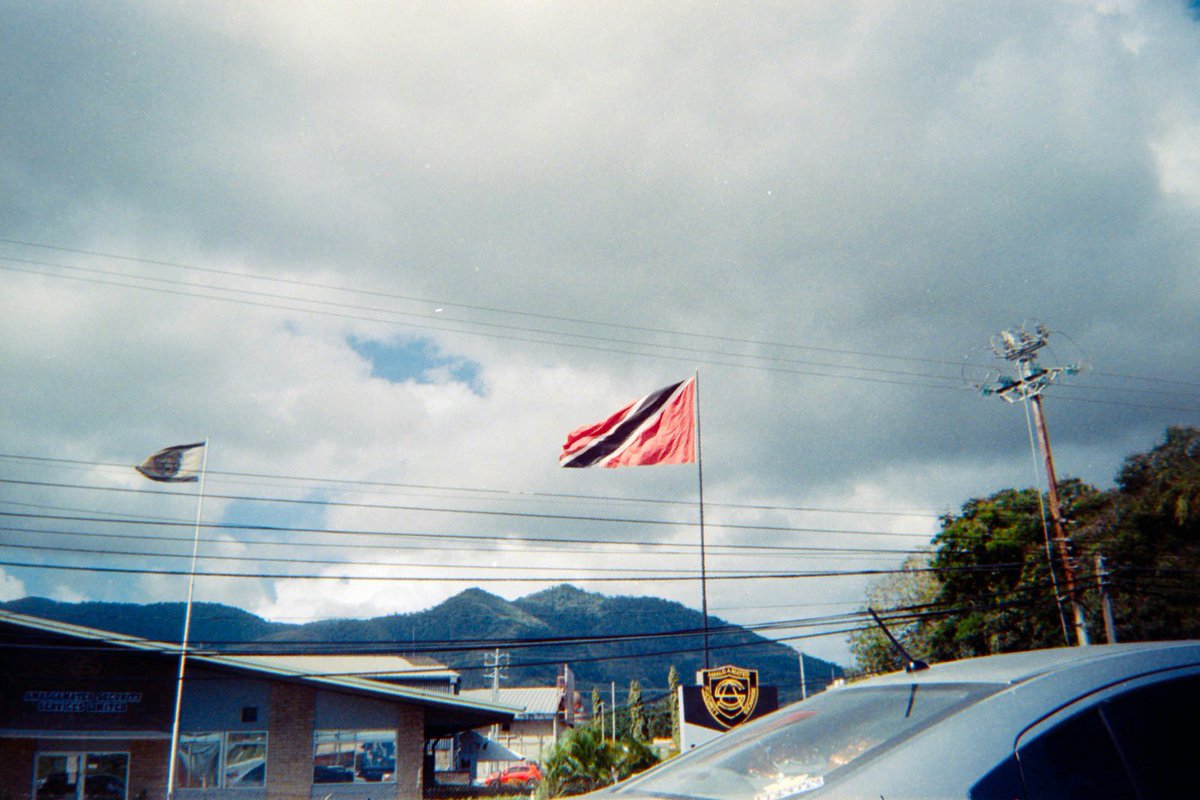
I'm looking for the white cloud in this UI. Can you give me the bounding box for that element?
[0,570,26,602]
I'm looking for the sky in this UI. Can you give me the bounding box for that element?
[2,0,1199,667]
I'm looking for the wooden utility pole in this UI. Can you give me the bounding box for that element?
[1026,387,1089,646]
[980,323,1090,647]
[1095,553,1118,644]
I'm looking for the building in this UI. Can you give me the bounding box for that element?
[0,609,516,800]
[231,654,463,694]
[461,679,580,772]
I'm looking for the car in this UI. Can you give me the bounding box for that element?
[485,761,543,791]
[601,641,1200,799]
[35,773,125,800]
[312,763,356,783]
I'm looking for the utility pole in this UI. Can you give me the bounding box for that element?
[484,649,508,744]
[1095,553,1118,644]
[484,649,509,702]
[978,323,1089,646]
[611,682,617,742]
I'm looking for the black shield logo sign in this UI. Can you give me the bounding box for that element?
[701,665,759,729]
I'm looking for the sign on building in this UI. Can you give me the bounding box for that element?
[679,665,778,750]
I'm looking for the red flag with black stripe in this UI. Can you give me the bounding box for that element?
[560,377,696,468]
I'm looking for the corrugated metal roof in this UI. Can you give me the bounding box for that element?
[461,687,562,717]
[229,653,460,681]
[0,609,517,732]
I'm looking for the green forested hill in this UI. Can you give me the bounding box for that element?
[2,584,841,703]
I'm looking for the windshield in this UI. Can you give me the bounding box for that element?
[617,683,999,800]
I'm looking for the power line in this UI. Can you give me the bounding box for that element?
[0,522,923,561]
[0,539,904,575]
[0,238,977,370]
[0,479,939,540]
[4,240,1197,410]
[0,557,1025,584]
[0,452,947,518]
[0,258,970,391]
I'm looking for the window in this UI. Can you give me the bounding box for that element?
[177,731,267,788]
[1017,708,1135,800]
[1093,673,1200,799]
[34,752,128,800]
[313,730,397,783]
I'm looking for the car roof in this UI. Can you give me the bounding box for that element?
[820,642,1200,798]
[855,640,1200,688]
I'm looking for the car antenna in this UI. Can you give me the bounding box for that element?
[868,607,929,672]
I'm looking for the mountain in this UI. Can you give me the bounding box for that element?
[0,595,288,643]
[1,585,842,703]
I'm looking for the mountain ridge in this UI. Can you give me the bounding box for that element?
[1,585,842,703]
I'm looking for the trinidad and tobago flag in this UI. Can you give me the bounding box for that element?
[559,377,696,468]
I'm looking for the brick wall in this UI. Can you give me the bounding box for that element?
[128,739,168,800]
[395,704,426,800]
[0,738,36,800]
[267,682,315,800]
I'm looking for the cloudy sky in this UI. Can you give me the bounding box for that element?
[2,0,1199,665]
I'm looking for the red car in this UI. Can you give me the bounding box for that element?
[484,762,543,790]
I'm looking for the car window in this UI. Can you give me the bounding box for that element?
[616,683,999,800]
[1017,670,1200,800]
[1098,673,1200,799]
[1017,708,1136,800]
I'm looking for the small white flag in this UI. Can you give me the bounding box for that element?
[136,442,205,482]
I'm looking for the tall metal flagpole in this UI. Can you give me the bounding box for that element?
[694,371,710,669]
[166,438,208,800]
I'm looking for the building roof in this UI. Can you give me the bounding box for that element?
[227,653,460,683]
[461,687,563,718]
[0,609,515,738]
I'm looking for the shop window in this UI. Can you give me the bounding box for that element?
[34,752,128,800]
[178,731,267,788]
[313,729,397,783]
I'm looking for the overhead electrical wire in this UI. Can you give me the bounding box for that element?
[0,238,982,368]
[2,238,1196,411]
[0,522,923,561]
[0,257,969,391]
[0,452,947,519]
[0,478,939,540]
[0,555,1027,584]
[0,506,932,555]
[0,538,907,575]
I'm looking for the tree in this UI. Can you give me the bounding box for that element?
[849,553,940,673]
[1099,426,1200,642]
[925,480,1109,660]
[667,665,680,749]
[536,725,659,798]
[537,725,613,798]
[850,427,1200,673]
[628,679,646,742]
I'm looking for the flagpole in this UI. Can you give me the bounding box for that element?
[694,371,710,669]
[166,438,208,800]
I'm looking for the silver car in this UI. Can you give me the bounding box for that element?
[608,641,1200,799]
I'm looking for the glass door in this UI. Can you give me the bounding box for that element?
[34,753,128,800]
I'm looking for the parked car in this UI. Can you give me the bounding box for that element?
[601,641,1200,799]
[35,773,125,800]
[485,761,543,791]
[312,763,356,783]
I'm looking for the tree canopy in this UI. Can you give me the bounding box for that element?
[852,427,1200,672]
